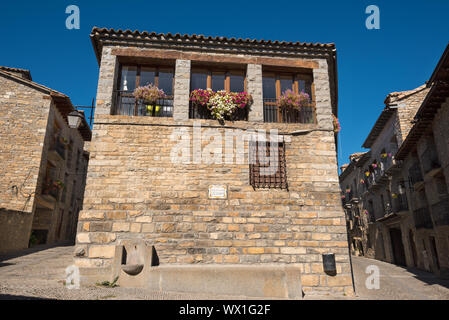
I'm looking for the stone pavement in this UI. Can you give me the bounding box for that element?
[351,255,449,300]
[1,245,449,300]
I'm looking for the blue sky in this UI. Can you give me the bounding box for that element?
[1,1,448,168]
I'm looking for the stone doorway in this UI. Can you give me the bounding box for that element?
[389,228,406,266]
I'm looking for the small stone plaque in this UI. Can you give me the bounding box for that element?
[208,185,227,199]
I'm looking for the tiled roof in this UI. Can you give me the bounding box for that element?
[349,152,367,162]
[0,68,66,97]
[384,84,427,105]
[362,85,427,149]
[90,27,337,66]
[0,69,91,141]
[90,27,336,49]
[339,151,369,181]
[396,43,449,160]
[0,66,32,81]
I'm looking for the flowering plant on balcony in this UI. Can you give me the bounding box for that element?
[232,92,253,109]
[133,84,166,105]
[360,179,365,184]
[207,90,237,121]
[365,171,370,177]
[277,89,310,110]
[190,88,215,107]
[332,115,341,134]
[53,180,65,189]
[190,89,253,121]
[363,210,369,215]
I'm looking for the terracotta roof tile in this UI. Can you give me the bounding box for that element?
[90,27,336,49]
[0,66,32,81]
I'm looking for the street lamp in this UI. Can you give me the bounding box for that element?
[68,110,84,129]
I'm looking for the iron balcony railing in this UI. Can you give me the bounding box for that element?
[41,180,60,200]
[409,162,424,186]
[188,101,249,121]
[113,91,174,117]
[50,137,66,160]
[413,206,433,229]
[431,197,449,227]
[263,98,315,123]
[393,194,409,213]
[421,146,441,174]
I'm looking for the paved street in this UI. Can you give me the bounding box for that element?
[1,245,449,300]
[352,255,449,300]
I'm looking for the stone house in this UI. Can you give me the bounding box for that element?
[74,27,353,298]
[339,44,449,278]
[0,66,91,254]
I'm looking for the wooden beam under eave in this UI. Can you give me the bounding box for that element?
[111,47,319,69]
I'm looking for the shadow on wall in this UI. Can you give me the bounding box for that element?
[0,208,34,255]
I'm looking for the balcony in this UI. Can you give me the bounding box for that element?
[263,99,315,123]
[189,101,248,121]
[48,138,66,162]
[113,91,174,117]
[409,162,424,189]
[36,179,61,209]
[421,146,441,176]
[393,194,409,213]
[413,207,433,229]
[431,198,449,227]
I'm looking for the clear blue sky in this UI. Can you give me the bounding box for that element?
[1,0,448,168]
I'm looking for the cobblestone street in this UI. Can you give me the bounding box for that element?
[1,245,449,300]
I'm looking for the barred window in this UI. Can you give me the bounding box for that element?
[249,141,288,189]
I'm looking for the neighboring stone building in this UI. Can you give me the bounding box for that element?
[74,27,353,298]
[340,44,449,278]
[0,66,91,254]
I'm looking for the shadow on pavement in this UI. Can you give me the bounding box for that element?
[0,242,73,263]
[405,267,449,290]
[0,294,48,300]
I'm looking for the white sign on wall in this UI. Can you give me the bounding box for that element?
[208,185,227,199]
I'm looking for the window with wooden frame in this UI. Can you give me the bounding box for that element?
[249,140,288,190]
[189,68,247,120]
[262,71,315,123]
[114,64,174,117]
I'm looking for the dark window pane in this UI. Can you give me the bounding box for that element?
[230,74,244,92]
[212,73,225,91]
[191,72,208,90]
[263,76,276,99]
[140,67,156,87]
[120,66,137,91]
[279,76,293,95]
[298,79,312,95]
[159,71,173,96]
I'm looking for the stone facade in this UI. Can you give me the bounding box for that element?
[340,46,449,278]
[75,28,353,297]
[0,68,91,253]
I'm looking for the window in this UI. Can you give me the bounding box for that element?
[263,71,314,123]
[190,68,246,93]
[114,64,174,116]
[249,141,288,189]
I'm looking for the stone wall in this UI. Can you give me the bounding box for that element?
[77,43,353,296]
[0,71,90,253]
[0,74,51,253]
[76,116,352,295]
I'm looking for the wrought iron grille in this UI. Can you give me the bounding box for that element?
[263,98,315,123]
[249,141,288,190]
[113,91,173,117]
